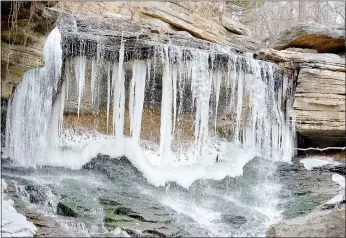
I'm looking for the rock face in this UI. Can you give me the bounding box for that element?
[294,68,345,138]
[1,1,58,99]
[256,47,345,148]
[267,206,345,237]
[140,2,258,51]
[56,1,258,52]
[264,23,345,54]
[221,15,251,36]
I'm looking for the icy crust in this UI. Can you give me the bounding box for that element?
[300,157,341,170]
[37,129,256,189]
[325,173,345,205]
[1,179,37,237]
[299,157,345,205]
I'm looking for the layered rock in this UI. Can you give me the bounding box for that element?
[55,1,257,52]
[257,25,345,148]
[140,2,258,51]
[1,1,58,99]
[264,23,345,54]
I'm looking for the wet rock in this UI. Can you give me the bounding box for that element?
[100,194,179,236]
[99,197,122,206]
[316,164,346,176]
[25,185,56,208]
[23,209,68,237]
[57,202,78,217]
[276,161,341,219]
[221,214,247,225]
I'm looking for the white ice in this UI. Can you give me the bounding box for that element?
[1,179,37,237]
[300,157,341,170]
[325,173,345,205]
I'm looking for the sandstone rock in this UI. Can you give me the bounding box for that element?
[256,48,345,147]
[140,2,259,51]
[256,48,345,72]
[221,15,251,36]
[264,22,345,53]
[267,206,345,237]
[1,2,58,99]
[293,68,345,145]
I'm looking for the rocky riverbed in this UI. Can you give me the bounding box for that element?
[2,155,345,237]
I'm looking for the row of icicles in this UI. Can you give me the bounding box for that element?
[5,28,295,167]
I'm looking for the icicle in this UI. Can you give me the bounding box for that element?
[74,56,86,117]
[129,60,147,142]
[159,45,173,159]
[234,61,244,142]
[172,64,178,134]
[59,80,66,133]
[213,69,222,133]
[113,37,125,138]
[90,58,97,105]
[111,62,118,135]
[106,62,111,133]
[190,51,211,157]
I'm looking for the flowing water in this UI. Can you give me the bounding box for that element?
[3,27,296,236]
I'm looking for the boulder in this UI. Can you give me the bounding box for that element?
[57,202,78,217]
[221,15,251,36]
[267,206,345,237]
[264,23,345,54]
[1,1,58,99]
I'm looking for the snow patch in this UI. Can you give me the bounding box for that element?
[1,179,37,237]
[332,173,345,188]
[325,173,345,205]
[300,157,341,170]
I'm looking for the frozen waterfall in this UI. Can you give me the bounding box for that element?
[4,27,295,187]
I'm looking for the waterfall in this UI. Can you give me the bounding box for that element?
[4,27,295,185]
[5,27,62,167]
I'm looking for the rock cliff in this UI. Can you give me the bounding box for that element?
[264,22,345,54]
[256,23,345,148]
[1,2,344,148]
[1,1,58,99]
